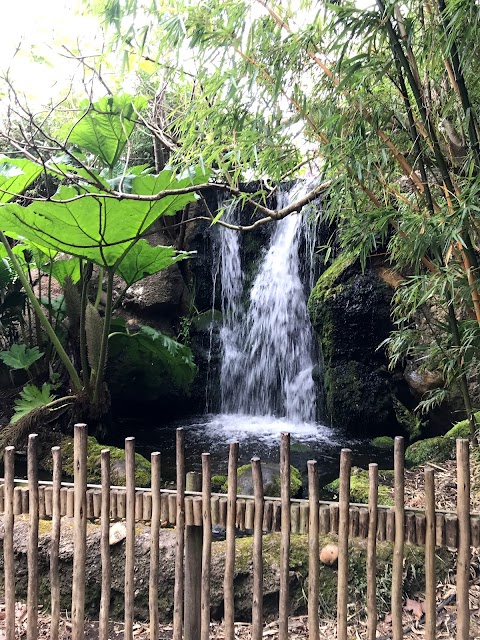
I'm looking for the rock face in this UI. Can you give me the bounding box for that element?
[308,255,415,435]
[0,520,451,623]
[237,462,303,498]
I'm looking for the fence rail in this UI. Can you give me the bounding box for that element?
[0,426,475,640]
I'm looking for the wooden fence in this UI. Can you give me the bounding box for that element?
[0,424,475,640]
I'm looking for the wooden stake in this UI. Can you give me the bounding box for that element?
[392,437,405,640]
[251,457,264,640]
[173,428,186,640]
[337,448,351,640]
[456,439,470,640]
[125,437,136,640]
[279,432,291,640]
[27,434,39,640]
[99,450,111,640]
[72,423,87,640]
[307,460,319,640]
[424,467,436,640]
[150,452,161,640]
[201,453,212,640]
[4,446,15,640]
[367,464,378,640]
[224,441,239,640]
[50,447,62,640]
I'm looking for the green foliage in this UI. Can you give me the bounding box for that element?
[109,324,197,389]
[0,344,43,370]
[62,94,148,169]
[0,168,206,269]
[371,436,394,449]
[0,157,42,204]
[11,383,55,424]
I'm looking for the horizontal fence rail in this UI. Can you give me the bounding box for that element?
[0,481,478,549]
[0,425,475,640]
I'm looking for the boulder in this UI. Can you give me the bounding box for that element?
[237,462,302,498]
[404,366,443,397]
[124,263,187,316]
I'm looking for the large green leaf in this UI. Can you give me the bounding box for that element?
[63,94,148,169]
[109,324,197,389]
[42,258,82,286]
[0,344,44,370]
[117,240,192,287]
[0,157,43,204]
[0,168,207,268]
[11,383,55,424]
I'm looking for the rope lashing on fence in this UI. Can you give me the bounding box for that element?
[0,425,474,640]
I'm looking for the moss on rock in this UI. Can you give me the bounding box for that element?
[326,467,394,506]
[236,463,302,498]
[56,436,151,486]
[211,475,227,493]
[405,436,455,467]
[371,436,395,449]
[444,413,480,439]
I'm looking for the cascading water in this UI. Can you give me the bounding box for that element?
[219,182,317,424]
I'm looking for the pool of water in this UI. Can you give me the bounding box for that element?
[113,413,394,495]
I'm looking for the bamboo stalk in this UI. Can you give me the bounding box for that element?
[150,452,161,640]
[125,437,136,640]
[4,446,15,640]
[99,450,111,640]
[367,464,379,640]
[337,448,351,640]
[72,424,87,640]
[50,446,62,640]
[424,467,436,640]
[201,453,212,640]
[307,460,319,640]
[392,437,405,640]
[173,428,186,640]
[456,439,470,640]
[27,434,39,640]
[279,432,291,640]
[251,457,264,640]
[224,441,239,640]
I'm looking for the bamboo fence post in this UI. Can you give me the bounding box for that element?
[4,446,15,640]
[99,450,111,640]
[456,439,470,640]
[251,457,264,640]
[279,432,291,640]
[392,436,405,640]
[173,428,186,640]
[201,453,212,640]
[224,441,239,640]
[367,463,378,640]
[50,446,62,640]
[27,434,39,640]
[337,448,351,640]
[150,452,161,640]
[184,472,202,640]
[72,423,87,640]
[307,460,320,640]
[125,437,136,640]
[424,467,436,640]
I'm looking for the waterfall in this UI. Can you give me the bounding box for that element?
[218,182,318,424]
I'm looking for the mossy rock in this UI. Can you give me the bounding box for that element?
[225,532,453,619]
[55,436,151,487]
[405,436,455,468]
[444,412,480,439]
[326,467,394,506]
[236,462,302,498]
[371,436,394,449]
[211,475,227,493]
[308,251,357,312]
